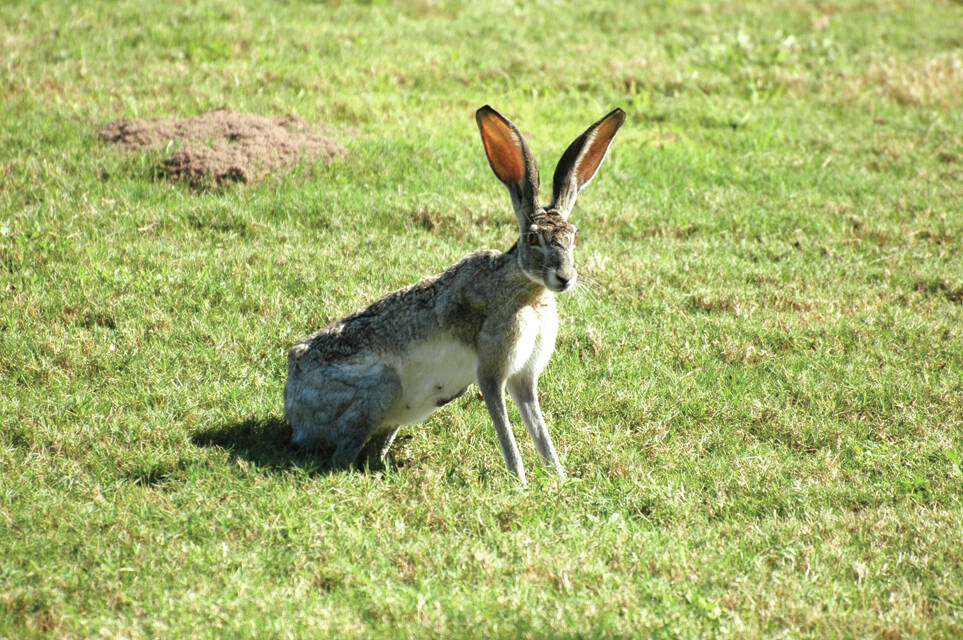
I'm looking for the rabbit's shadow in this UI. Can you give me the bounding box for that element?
[192,416,322,474]
[192,416,407,476]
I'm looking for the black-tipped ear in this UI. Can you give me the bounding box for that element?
[550,108,626,218]
[476,105,540,224]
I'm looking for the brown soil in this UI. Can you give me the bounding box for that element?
[99,107,346,186]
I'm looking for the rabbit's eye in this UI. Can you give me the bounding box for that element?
[527,232,540,246]
[573,232,578,246]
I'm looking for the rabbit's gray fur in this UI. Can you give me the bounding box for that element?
[284,105,625,483]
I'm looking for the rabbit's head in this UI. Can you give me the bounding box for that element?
[476,106,625,293]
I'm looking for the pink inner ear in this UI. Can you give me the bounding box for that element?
[480,117,524,184]
[576,115,622,187]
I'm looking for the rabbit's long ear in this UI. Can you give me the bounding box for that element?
[476,106,540,227]
[550,108,626,219]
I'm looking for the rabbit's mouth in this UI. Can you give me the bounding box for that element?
[545,267,577,293]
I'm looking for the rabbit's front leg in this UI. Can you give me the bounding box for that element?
[478,374,527,485]
[508,374,564,478]
[357,424,401,471]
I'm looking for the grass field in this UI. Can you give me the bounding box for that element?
[2,0,962,637]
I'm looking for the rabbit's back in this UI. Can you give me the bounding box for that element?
[288,249,513,362]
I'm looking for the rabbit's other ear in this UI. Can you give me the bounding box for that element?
[476,105,540,227]
[550,108,626,219]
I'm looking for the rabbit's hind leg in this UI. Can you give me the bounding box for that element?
[323,367,402,470]
[286,362,401,466]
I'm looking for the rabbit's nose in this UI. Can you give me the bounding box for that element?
[552,270,577,291]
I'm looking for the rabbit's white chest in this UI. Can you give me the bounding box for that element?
[507,304,557,378]
[384,336,477,425]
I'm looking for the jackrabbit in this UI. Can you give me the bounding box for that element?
[284,105,625,483]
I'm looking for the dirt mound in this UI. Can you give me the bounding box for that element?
[99,108,346,186]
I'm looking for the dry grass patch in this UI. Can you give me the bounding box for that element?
[720,341,772,365]
[693,293,756,317]
[841,54,963,109]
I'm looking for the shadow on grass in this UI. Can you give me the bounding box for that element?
[191,416,334,475]
[192,416,408,476]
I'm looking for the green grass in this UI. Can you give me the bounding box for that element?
[2,0,962,637]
